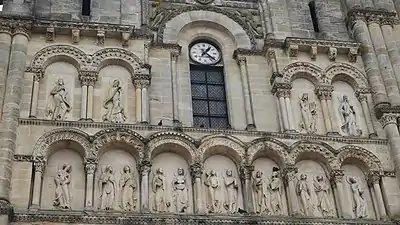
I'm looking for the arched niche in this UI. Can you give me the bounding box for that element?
[341,163,376,219]
[202,150,244,214]
[94,142,140,211]
[291,77,325,134]
[94,65,136,123]
[294,152,337,218]
[40,140,85,210]
[36,61,79,121]
[332,80,366,137]
[252,155,288,216]
[150,151,193,214]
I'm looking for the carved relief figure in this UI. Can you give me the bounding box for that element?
[269,168,283,215]
[296,174,314,216]
[252,170,270,214]
[338,95,362,136]
[152,168,170,212]
[223,169,238,213]
[204,170,220,213]
[53,163,72,209]
[313,175,333,217]
[347,177,367,218]
[45,79,71,120]
[299,93,317,134]
[150,4,174,29]
[98,165,116,210]
[172,168,189,213]
[119,166,137,211]
[102,79,127,123]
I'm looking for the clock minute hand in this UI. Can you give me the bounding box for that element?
[201,46,211,56]
[205,52,216,61]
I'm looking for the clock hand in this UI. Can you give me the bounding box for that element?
[205,52,216,61]
[201,46,211,56]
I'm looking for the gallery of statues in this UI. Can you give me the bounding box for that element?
[1,0,400,225]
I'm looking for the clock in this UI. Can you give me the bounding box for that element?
[189,42,221,65]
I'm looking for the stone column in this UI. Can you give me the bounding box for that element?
[316,87,333,134]
[170,49,181,125]
[0,26,12,119]
[87,84,94,120]
[84,160,96,210]
[134,80,142,122]
[381,22,400,90]
[80,81,88,120]
[190,162,203,213]
[240,164,254,213]
[29,72,43,118]
[350,17,388,106]
[79,71,97,120]
[276,89,289,132]
[236,55,256,130]
[357,92,376,137]
[284,166,300,216]
[140,160,151,212]
[134,77,150,123]
[31,158,45,209]
[380,114,400,186]
[0,26,30,202]
[367,17,400,105]
[368,172,387,219]
[330,170,350,218]
[284,91,296,132]
[141,81,150,123]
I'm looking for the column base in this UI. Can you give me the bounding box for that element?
[84,206,94,211]
[245,124,256,131]
[140,121,149,125]
[173,120,182,127]
[284,129,297,133]
[369,133,378,138]
[29,204,40,210]
[29,115,37,118]
[327,131,340,136]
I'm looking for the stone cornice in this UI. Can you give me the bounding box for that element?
[18,118,388,145]
[284,37,360,62]
[150,42,182,52]
[375,106,400,119]
[347,8,399,26]
[11,210,396,224]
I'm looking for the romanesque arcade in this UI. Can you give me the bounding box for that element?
[28,127,386,220]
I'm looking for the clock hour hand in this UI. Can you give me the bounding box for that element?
[201,46,211,56]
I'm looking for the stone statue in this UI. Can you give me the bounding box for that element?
[172,168,189,213]
[299,93,317,134]
[45,78,71,120]
[338,95,362,136]
[150,4,173,29]
[313,175,333,217]
[204,170,220,213]
[102,79,127,123]
[223,169,238,213]
[98,165,116,210]
[347,176,367,218]
[53,163,72,209]
[152,168,170,212]
[252,170,270,214]
[296,174,314,216]
[119,166,137,211]
[269,168,283,215]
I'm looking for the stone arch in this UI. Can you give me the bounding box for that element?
[281,62,324,85]
[337,145,382,173]
[146,131,197,164]
[91,48,144,75]
[325,63,369,89]
[92,128,145,161]
[30,45,88,73]
[198,134,246,165]
[32,128,91,159]
[289,140,339,172]
[160,6,254,49]
[247,137,289,167]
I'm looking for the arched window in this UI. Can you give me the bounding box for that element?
[189,40,229,129]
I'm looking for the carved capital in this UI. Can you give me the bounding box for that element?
[12,22,31,39]
[139,160,152,176]
[97,30,105,45]
[236,55,247,66]
[0,24,12,35]
[348,47,358,63]
[46,26,55,42]
[239,164,254,180]
[310,45,317,60]
[121,32,131,47]
[189,162,203,180]
[315,85,333,100]
[71,29,80,44]
[283,166,298,185]
[380,113,398,128]
[356,93,367,102]
[85,163,97,175]
[367,171,381,186]
[330,169,345,185]
[328,47,337,61]
[79,71,98,86]
[170,49,180,61]
[276,88,291,98]
[33,160,45,174]
[288,44,298,57]
[266,49,275,59]
[33,71,44,82]
[133,79,150,89]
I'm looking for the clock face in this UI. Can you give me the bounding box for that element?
[189,42,221,65]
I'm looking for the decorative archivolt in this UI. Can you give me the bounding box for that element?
[288,140,340,171]
[280,61,368,90]
[246,137,289,167]
[32,128,91,159]
[198,134,246,164]
[146,131,197,163]
[92,128,145,160]
[29,45,145,78]
[337,145,383,173]
[160,6,255,49]
[325,63,369,89]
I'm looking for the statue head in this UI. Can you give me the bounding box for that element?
[256,170,262,178]
[157,168,164,174]
[272,171,279,178]
[106,165,113,173]
[112,79,120,87]
[226,169,233,177]
[349,176,357,184]
[124,165,131,173]
[56,79,64,86]
[210,170,216,176]
[343,95,349,102]
[301,93,309,101]
[177,168,184,175]
[300,173,307,180]
[316,175,323,182]
[62,163,72,173]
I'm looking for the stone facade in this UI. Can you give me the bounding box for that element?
[1,0,400,224]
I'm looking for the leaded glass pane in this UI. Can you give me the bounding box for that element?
[190,70,206,82]
[193,116,210,128]
[207,85,226,99]
[192,100,209,115]
[191,84,208,98]
[210,117,228,128]
[207,71,224,84]
[209,101,227,116]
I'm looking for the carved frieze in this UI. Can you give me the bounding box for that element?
[347,8,398,27]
